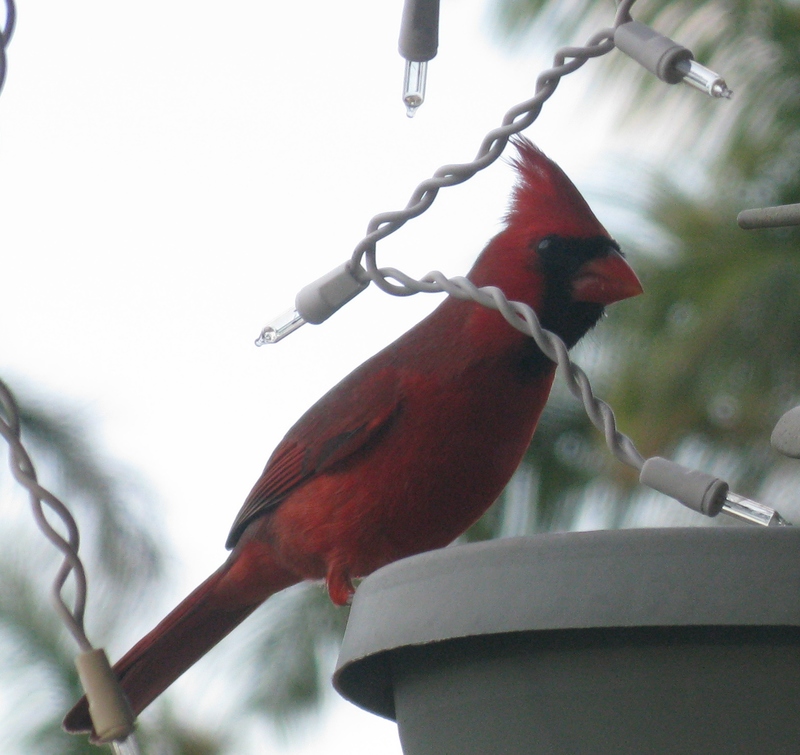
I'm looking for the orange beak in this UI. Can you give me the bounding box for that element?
[571,249,643,305]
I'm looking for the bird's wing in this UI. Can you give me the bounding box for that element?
[225,365,403,548]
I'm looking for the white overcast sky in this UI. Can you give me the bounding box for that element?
[0,0,636,752]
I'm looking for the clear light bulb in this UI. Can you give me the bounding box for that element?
[674,58,733,99]
[403,60,427,117]
[254,262,369,347]
[111,735,143,755]
[255,309,306,346]
[722,492,791,527]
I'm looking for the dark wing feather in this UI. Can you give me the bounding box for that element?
[225,365,403,548]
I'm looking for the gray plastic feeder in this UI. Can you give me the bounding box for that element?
[334,528,800,754]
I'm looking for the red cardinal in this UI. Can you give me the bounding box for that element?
[64,137,641,736]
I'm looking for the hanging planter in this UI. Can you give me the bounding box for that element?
[334,528,800,754]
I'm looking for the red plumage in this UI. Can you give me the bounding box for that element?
[64,138,642,738]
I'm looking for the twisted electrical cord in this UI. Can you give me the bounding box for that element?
[0,378,92,651]
[0,4,140,744]
[0,0,15,96]
[350,0,635,294]
[338,0,785,525]
[379,265,646,471]
[346,0,644,472]
[0,382,141,744]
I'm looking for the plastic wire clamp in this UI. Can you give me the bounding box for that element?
[75,649,135,744]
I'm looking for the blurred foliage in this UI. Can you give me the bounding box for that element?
[242,584,349,729]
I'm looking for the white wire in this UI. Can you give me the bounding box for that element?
[350,0,635,290]
[0,379,93,652]
[0,0,14,96]
[346,0,644,473]
[380,268,646,471]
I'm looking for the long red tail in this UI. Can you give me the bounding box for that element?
[63,543,299,738]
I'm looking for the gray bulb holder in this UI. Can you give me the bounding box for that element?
[614,21,692,84]
[294,262,368,325]
[398,0,440,62]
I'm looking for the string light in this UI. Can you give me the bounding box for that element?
[255,4,793,528]
[614,20,733,98]
[0,379,138,745]
[257,0,635,344]
[398,0,439,117]
[0,3,140,745]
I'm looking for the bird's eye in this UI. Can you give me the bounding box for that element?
[537,237,552,252]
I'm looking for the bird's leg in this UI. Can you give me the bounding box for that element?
[326,564,355,606]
